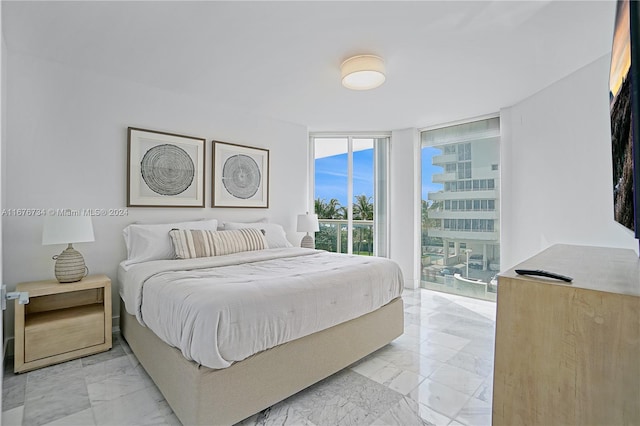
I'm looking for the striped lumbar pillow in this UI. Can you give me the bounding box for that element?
[169,228,267,259]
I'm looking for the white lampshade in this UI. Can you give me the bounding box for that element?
[42,215,94,246]
[341,55,386,90]
[297,213,319,233]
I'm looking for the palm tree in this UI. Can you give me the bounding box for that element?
[421,200,430,237]
[315,197,344,219]
[326,198,345,219]
[421,199,443,250]
[353,194,373,220]
[314,198,327,219]
[314,198,346,252]
[353,194,373,254]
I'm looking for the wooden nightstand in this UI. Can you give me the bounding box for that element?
[14,274,112,373]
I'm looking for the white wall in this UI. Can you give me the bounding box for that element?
[2,51,309,340]
[501,54,639,269]
[5,30,636,344]
[389,128,420,288]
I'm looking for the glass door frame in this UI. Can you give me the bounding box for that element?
[309,132,390,256]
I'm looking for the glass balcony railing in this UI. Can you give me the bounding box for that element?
[317,220,498,301]
[420,246,498,301]
[315,219,374,255]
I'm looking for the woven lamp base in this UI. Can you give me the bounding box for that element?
[53,243,88,283]
[300,234,315,249]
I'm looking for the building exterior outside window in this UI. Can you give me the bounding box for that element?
[421,117,500,301]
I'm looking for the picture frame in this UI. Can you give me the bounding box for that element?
[212,141,269,208]
[127,127,206,208]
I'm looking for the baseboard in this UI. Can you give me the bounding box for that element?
[403,278,419,289]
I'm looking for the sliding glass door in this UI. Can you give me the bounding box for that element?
[420,117,500,300]
[311,134,389,257]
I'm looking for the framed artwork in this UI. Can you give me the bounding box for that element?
[212,141,269,208]
[127,127,206,207]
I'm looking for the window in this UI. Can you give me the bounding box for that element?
[458,143,471,161]
[442,199,496,211]
[457,162,471,179]
[420,116,500,301]
[311,135,389,257]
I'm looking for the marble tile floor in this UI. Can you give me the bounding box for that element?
[2,288,496,426]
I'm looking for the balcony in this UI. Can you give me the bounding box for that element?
[421,247,498,301]
[316,219,374,255]
[432,172,457,183]
[432,153,457,164]
[428,210,499,220]
[421,273,497,302]
[428,229,499,241]
[428,189,497,201]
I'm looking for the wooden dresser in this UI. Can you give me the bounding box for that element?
[492,244,640,426]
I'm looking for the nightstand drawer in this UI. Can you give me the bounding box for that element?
[24,303,105,362]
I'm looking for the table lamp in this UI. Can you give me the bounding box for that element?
[42,214,95,283]
[297,212,319,249]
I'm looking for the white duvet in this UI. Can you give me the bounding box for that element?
[119,248,404,369]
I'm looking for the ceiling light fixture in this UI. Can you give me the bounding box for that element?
[341,55,386,90]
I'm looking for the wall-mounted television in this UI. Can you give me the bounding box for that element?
[610,0,640,243]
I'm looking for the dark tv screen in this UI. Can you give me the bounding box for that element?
[610,0,640,239]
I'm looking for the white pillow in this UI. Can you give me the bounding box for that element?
[123,219,218,266]
[222,221,293,248]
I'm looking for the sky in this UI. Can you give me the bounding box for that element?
[314,147,443,207]
[610,0,630,97]
[314,150,372,207]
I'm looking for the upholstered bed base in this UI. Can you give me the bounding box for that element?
[120,297,404,426]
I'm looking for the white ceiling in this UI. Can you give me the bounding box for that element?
[2,1,615,132]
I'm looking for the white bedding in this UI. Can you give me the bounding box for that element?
[119,248,403,369]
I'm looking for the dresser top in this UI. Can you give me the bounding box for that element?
[501,244,640,297]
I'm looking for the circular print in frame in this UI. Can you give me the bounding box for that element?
[140,144,195,196]
[222,154,261,199]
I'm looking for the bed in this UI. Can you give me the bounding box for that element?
[118,221,404,425]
